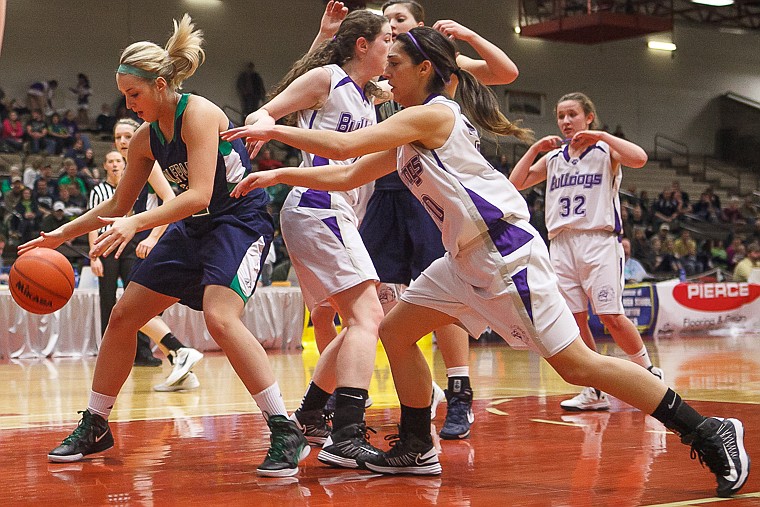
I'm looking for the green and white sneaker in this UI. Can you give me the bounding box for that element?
[48,410,114,463]
[257,415,310,477]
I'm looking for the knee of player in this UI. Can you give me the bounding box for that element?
[598,313,628,332]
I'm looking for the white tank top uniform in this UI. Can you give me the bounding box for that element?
[398,96,578,357]
[281,64,379,309]
[544,140,626,314]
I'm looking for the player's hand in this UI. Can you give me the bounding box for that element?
[92,216,137,259]
[570,130,605,151]
[432,20,476,42]
[221,115,276,160]
[534,135,564,153]
[136,236,158,259]
[320,1,348,38]
[89,256,104,277]
[230,171,280,198]
[17,230,66,256]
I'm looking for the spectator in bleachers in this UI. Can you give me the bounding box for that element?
[726,237,746,270]
[95,103,116,137]
[671,180,690,211]
[692,191,720,222]
[26,80,57,115]
[10,186,41,244]
[64,137,88,169]
[69,74,92,128]
[62,110,90,149]
[651,185,680,231]
[25,109,52,154]
[650,235,681,274]
[32,177,54,216]
[58,157,88,195]
[732,242,760,282]
[40,200,68,232]
[47,112,73,154]
[674,229,700,274]
[1,111,24,152]
[64,181,87,214]
[631,226,651,265]
[2,175,24,211]
[721,196,745,225]
[34,163,58,197]
[622,237,649,283]
[56,184,85,218]
[739,195,758,226]
[709,239,729,269]
[22,164,38,189]
[704,186,721,210]
[1,166,21,196]
[637,189,650,215]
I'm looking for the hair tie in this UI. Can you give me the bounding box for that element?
[117,64,159,80]
[405,31,450,85]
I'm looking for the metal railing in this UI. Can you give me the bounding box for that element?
[653,133,689,167]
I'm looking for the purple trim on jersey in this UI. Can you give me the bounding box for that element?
[313,155,330,166]
[423,93,443,105]
[322,216,344,245]
[562,142,606,162]
[308,110,318,129]
[512,267,534,323]
[613,203,622,234]
[430,150,448,173]
[464,187,503,228]
[335,75,369,104]
[298,189,331,209]
[489,219,534,257]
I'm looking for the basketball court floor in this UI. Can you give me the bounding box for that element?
[1,333,758,506]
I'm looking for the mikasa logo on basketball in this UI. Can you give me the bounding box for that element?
[13,280,54,310]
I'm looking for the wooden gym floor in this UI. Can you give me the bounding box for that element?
[1,334,758,506]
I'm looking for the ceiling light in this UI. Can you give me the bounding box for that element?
[691,0,734,6]
[514,26,521,34]
[648,41,677,51]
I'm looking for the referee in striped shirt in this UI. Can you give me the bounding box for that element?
[88,150,140,339]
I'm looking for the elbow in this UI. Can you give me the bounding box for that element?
[328,140,357,161]
[503,67,519,85]
[631,151,648,169]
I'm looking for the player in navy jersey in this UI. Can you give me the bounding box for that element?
[20,15,309,477]
[240,9,392,470]
[311,0,520,440]
[112,118,204,392]
[510,93,664,411]
[223,27,749,497]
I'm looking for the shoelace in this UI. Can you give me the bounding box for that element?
[62,411,94,445]
[689,432,729,475]
[445,396,472,425]
[267,420,298,459]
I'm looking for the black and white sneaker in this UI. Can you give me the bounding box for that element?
[682,417,750,497]
[290,409,332,446]
[317,423,382,469]
[364,431,441,476]
[48,410,114,463]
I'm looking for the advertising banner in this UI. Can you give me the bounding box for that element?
[653,280,760,337]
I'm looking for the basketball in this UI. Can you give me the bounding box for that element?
[9,248,75,314]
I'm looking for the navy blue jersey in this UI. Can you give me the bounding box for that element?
[149,94,269,223]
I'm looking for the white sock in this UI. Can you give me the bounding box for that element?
[447,366,470,378]
[88,390,116,419]
[627,346,653,369]
[253,382,288,420]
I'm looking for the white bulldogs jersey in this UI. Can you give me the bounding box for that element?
[395,95,530,258]
[544,140,622,239]
[296,64,376,215]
